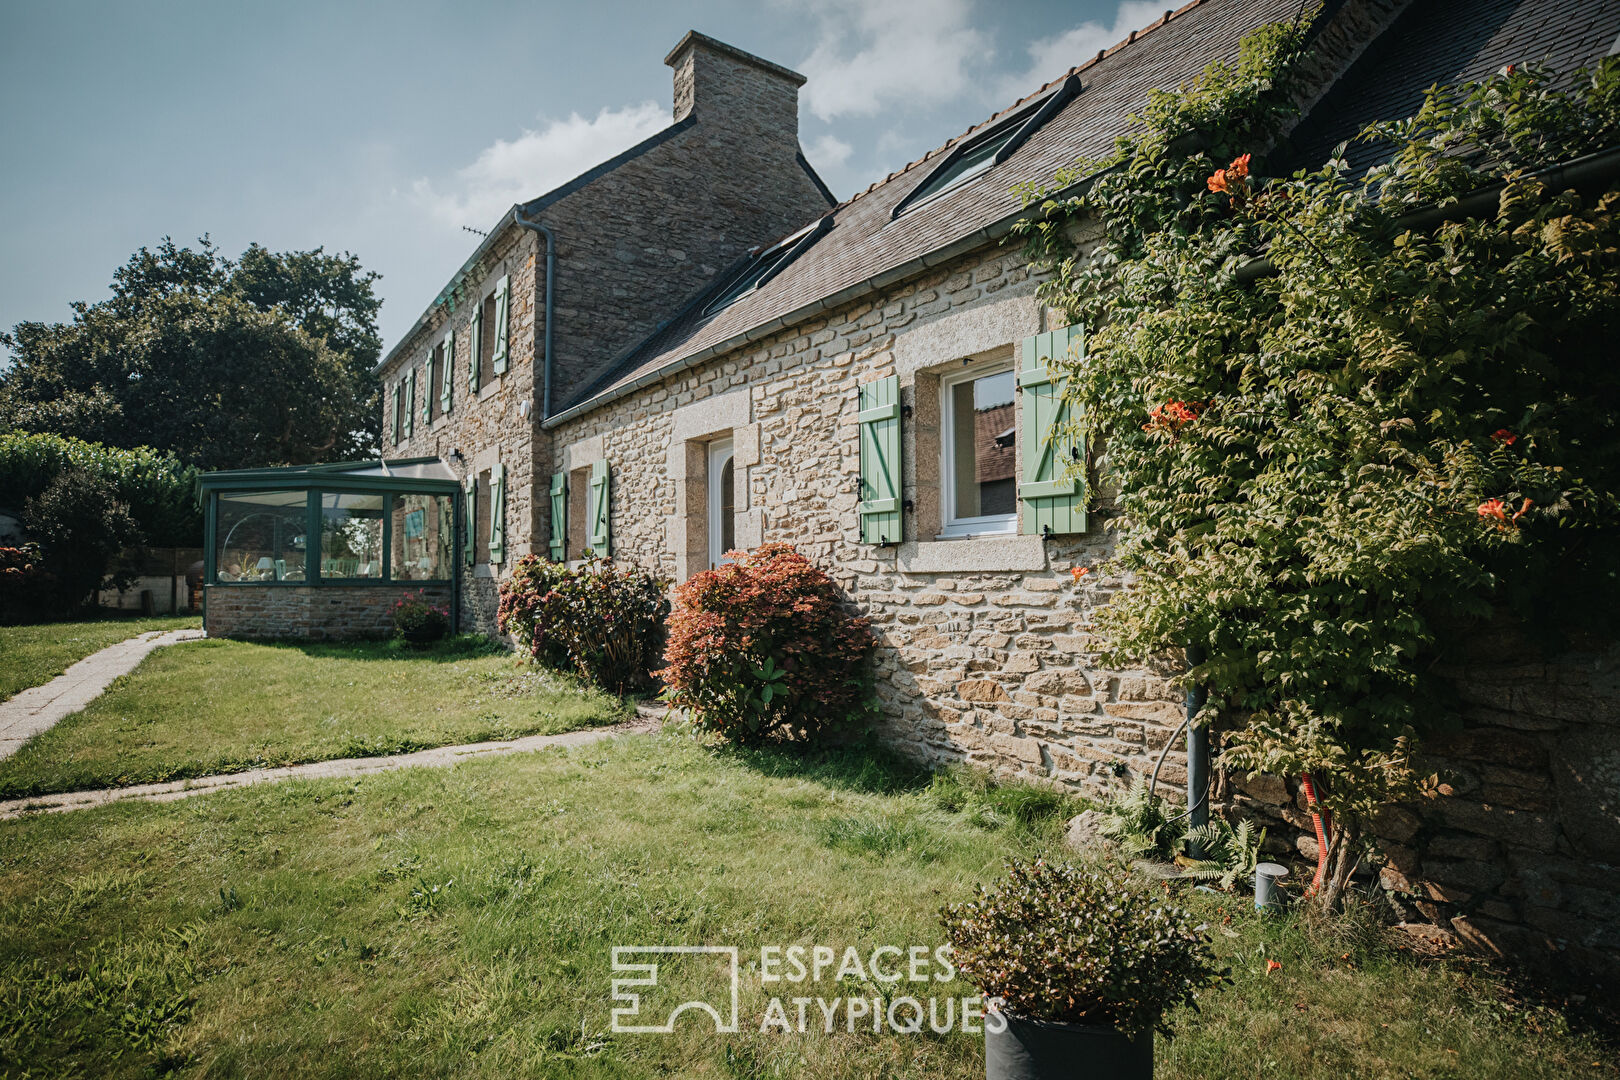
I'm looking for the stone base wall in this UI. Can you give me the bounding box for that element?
[204,585,452,641]
[1228,628,1620,976]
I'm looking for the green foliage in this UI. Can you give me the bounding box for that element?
[940,859,1227,1037]
[925,764,1079,832]
[659,543,875,746]
[391,588,450,645]
[1183,817,1268,892]
[497,554,670,694]
[23,468,140,611]
[0,236,382,469]
[1096,773,1181,859]
[1019,16,1620,907]
[0,432,200,546]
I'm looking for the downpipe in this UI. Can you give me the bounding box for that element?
[512,208,556,420]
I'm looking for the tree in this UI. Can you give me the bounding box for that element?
[1019,30,1620,908]
[0,237,382,470]
[23,467,140,611]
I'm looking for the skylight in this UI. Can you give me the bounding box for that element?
[702,216,833,316]
[891,74,1081,220]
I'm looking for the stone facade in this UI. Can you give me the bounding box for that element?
[376,32,832,628]
[204,584,451,640]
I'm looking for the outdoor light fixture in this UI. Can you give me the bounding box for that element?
[449,448,465,464]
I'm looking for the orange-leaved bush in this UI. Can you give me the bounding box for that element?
[659,543,874,745]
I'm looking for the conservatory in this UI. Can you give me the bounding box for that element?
[198,457,463,639]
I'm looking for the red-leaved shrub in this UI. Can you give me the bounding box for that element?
[498,555,669,694]
[659,543,874,744]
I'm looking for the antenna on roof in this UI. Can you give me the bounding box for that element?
[462,225,489,238]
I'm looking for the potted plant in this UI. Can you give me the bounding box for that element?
[940,859,1226,1080]
[393,589,450,646]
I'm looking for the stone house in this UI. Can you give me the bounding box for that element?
[203,0,1620,970]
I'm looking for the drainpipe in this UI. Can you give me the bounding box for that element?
[511,208,556,420]
[1185,643,1210,857]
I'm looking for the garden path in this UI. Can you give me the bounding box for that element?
[0,628,205,762]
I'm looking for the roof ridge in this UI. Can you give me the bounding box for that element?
[832,0,1210,209]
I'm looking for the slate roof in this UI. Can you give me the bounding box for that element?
[555,0,1620,423]
[1283,0,1620,172]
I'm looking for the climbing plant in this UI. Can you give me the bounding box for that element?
[1018,19,1620,909]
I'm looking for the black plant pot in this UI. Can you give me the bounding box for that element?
[984,1012,1151,1080]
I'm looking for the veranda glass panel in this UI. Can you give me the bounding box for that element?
[391,493,453,581]
[215,491,308,582]
[321,492,384,579]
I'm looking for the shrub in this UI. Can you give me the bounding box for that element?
[392,589,449,645]
[497,555,669,694]
[0,544,57,623]
[659,543,873,745]
[23,468,140,611]
[939,859,1226,1038]
[0,432,200,547]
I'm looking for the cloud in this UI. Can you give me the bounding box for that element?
[795,0,989,121]
[409,101,670,229]
[804,133,854,173]
[999,1,1167,99]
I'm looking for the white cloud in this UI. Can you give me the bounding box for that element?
[999,1,1167,99]
[804,132,854,173]
[409,101,670,229]
[795,0,989,121]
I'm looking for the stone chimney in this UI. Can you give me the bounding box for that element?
[665,31,806,146]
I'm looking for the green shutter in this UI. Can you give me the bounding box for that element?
[468,304,482,393]
[463,474,477,567]
[1017,326,1087,536]
[549,471,567,561]
[587,459,610,558]
[492,275,510,375]
[440,330,454,413]
[857,375,902,545]
[488,463,506,565]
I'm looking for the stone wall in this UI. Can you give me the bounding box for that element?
[204,585,451,640]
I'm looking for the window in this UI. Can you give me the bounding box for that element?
[703,216,832,316]
[708,438,735,568]
[215,491,308,582]
[391,383,403,445]
[940,362,1017,537]
[479,292,498,387]
[320,492,384,579]
[475,469,492,563]
[566,465,591,560]
[391,493,453,581]
[892,74,1080,219]
[426,345,441,423]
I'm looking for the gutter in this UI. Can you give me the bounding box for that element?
[540,174,1101,430]
[512,209,557,419]
[376,206,518,373]
[1233,143,1620,283]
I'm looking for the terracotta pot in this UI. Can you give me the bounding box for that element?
[984,1012,1151,1080]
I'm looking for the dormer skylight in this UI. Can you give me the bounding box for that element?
[702,215,834,316]
[891,74,1081,220]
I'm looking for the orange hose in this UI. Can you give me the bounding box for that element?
[1299,774,1330,897]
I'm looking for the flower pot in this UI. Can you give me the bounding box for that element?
[984,1012,1151,1080]
[400,624,445,646]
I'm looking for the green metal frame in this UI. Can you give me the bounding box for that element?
[199,457,465,629]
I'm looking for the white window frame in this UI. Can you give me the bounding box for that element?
[707,437,735,568]
[939,358,1018,539]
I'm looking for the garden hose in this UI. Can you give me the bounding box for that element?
[1299,773,1330,896]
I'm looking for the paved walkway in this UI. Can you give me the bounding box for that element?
[0,710,662,821]
[0,628,206,762]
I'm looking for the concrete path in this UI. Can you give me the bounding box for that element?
[0,628,206,762]
[0,709,663,821]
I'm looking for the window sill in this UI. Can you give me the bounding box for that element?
[895,534,1047,574]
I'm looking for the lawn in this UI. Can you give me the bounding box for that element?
[0,734,1610,1079]
[0,636,627,799]
[0,614,201,702]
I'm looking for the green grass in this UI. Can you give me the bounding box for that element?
[0,615,201,702]
[0,735,1610,1079]
[0,635,627,799]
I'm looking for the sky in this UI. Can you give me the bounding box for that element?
[0,0,1171,355]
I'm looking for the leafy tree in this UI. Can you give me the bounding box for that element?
[23,467,140,611]
[1019,26,1620,908]
[0,237,382,469]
